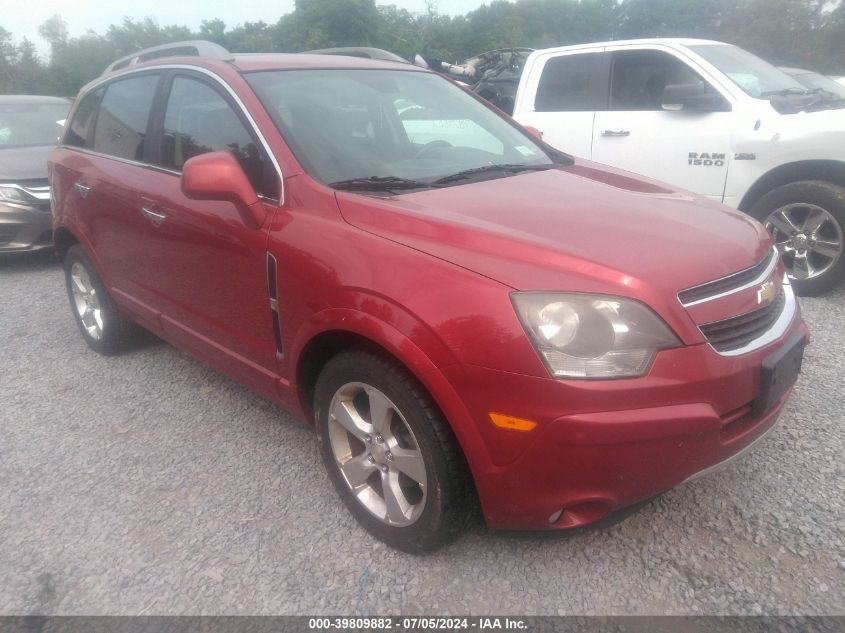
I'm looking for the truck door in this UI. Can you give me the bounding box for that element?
[513,49,608,160]
[591,47,734,201]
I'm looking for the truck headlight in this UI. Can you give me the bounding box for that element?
[512,292,681,379]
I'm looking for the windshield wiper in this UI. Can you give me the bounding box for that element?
[328,176,437,192]
[760,87,819,97]
[433,163,555,185]
[805,95,845,111]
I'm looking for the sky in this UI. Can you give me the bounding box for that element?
[3,0,489,57]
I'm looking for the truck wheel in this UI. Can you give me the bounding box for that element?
[750,180,845,296]
[313,349,474,553]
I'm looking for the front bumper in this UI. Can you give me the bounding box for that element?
[442,315,808,531]
[0,202,53,253]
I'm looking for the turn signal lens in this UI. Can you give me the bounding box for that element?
[489,412,537,432]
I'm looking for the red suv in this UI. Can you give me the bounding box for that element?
[49,41,808,552]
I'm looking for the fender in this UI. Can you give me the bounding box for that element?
[53,220,112,287]
[736,159,845,212]
[287,305,496,478]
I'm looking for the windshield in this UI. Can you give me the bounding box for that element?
[790,71,845,99]
[0,102,69,148]
[689,44,806,98]
[245,69,555,188]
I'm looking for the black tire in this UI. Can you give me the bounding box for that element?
[63,244,136,355]
[313,349,474,553]
[749,180,845,296]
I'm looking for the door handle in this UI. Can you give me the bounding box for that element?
[74,182,91,197]
[141,206,167,225]
[601,129,631,137]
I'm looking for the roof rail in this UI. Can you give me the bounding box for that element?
[102,40,234,75]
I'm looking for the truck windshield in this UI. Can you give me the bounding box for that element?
[689,44,807,99]
[245,69,556,190]
[787,70,845,99]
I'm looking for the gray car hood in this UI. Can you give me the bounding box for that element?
[0,145,53,181]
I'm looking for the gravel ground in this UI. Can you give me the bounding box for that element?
[0,250,843,616]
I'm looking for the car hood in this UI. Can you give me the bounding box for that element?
[0,145,53,181]
[336,160,771,299]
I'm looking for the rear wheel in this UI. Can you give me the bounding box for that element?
[313,349,474,553]
[750,180,845,295]
[63,244,136,355]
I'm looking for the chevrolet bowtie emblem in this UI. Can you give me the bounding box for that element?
[757,280,776,305]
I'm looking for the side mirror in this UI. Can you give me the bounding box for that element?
[662,82,731,113]
[522,125,544,141]
[180,151,266,229]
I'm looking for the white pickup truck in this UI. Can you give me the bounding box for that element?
[512,38,845,294]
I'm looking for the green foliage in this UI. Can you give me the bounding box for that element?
[1,0,844,96]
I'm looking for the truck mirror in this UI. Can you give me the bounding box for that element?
[663,82,731,113]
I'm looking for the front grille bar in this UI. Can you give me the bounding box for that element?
[699,279,797,357]
[678,248,778,307]
[700,290,785,352]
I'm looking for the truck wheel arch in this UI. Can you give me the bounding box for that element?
[739,160,845,212]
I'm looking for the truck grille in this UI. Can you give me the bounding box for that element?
[678,249,777,306]
[699,289,786,352]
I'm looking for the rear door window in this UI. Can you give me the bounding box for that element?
[92,74,159,160]
[65,87,104,148]
[534,53,608,112]
[159,75,278,199]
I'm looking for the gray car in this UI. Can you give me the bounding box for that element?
[0,95,71,253]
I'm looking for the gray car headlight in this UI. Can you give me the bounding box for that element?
[0,185,33,205]
[512,292,681,379]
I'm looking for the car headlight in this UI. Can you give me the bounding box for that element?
[0,185,34,205]
[512,292,681,379]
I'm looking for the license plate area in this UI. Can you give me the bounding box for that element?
[752,332,805,416]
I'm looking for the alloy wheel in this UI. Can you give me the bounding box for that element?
[765,203,844,280]
[70,261,104,340]
[327,382,428,527]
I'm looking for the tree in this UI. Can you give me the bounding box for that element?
[720,0,821,67]
[0,26,18,92]
[2,0,845,97]
[615,0,721,38]
[38,15,68,59]
[14,38,46,93]
[227,21,278,53]
[200,18,228,46]
[274,0,382,51]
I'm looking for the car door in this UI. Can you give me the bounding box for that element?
[591,47,735,201]
[513,48,608,159]
[139,71,283,399]
[61,73,162,312]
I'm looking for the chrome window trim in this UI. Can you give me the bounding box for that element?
[679,247,778,308]
[66,63,285,206]
[707,276,797,357]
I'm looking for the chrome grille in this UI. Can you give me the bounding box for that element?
[679,249,777,307]
[699,289,786,352]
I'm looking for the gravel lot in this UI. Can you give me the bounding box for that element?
[0,250,843,616]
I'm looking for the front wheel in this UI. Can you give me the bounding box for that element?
[750,180,845,296]
[313,350,474,553]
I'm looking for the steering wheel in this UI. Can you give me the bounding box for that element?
[415,140,452,159]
